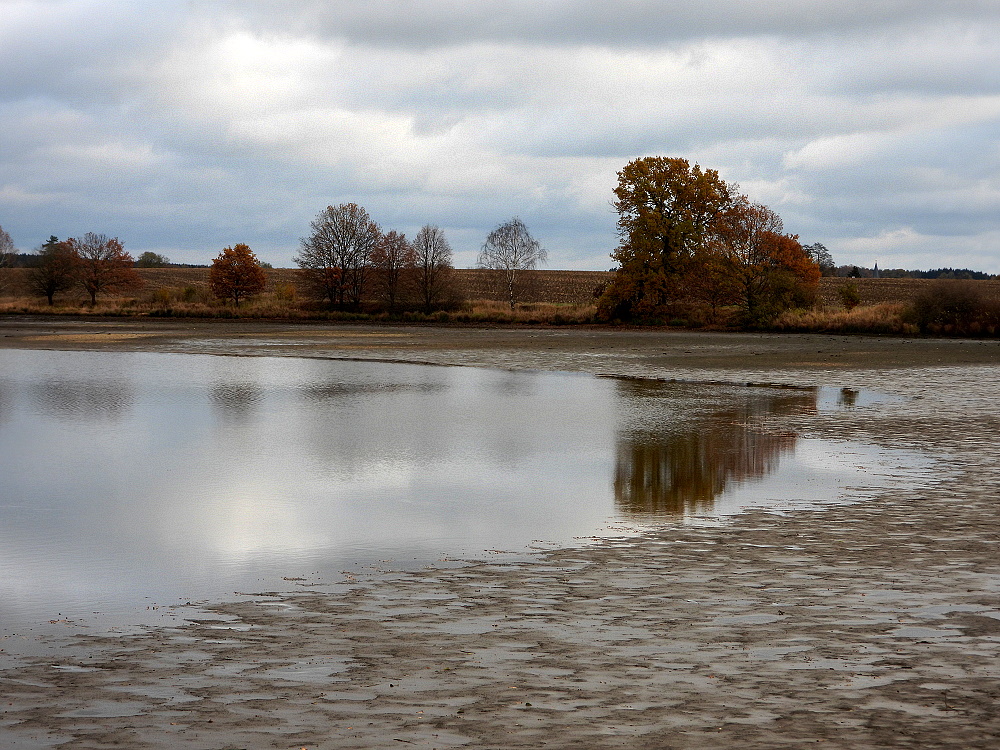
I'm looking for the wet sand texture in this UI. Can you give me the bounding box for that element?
[1,319,1000,748]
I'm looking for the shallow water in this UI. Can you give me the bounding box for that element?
[0,350,929,630]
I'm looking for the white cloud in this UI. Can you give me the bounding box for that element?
[839,227,1000,271]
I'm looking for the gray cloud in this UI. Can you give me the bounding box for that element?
[230,1,997,48]
[0,0,998,272]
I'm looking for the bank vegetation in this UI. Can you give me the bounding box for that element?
[2,265,1000,336]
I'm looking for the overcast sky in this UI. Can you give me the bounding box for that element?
[2,0,999,271]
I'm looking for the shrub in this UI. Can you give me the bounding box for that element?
[838,281,862,310]
[909,280,999,335]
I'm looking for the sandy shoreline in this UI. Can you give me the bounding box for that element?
[2,318,1000,748]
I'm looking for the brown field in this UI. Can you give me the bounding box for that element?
[0,267,614,306]
[817,276,1000,306]
[7,266,999,307]
[3,267,1000,335]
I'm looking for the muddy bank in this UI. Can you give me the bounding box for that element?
[3,316,1000,372]
[2,318,999,749]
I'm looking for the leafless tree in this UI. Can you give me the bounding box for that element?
[371,230,416,312]
[0,224,15,293]
[70,232,142,305]
[295,203,381,309]
[412,224,456,313]
[478,217,546,309]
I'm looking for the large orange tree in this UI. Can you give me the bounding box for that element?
[598,156,736,321]
[209,243,267,306]
[710,200,820,325]
[599,156,818,325]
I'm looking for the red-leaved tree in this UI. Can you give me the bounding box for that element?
[70,232,143,305]
[209,243,267,306]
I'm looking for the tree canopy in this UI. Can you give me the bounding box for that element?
[209,243,267,305]
[412,224,456,313]
[599,156,819,324]
[70,232,143,305]
[136,251,170,268]
[28,236,79,305]
[296,203,381,309]
[370,230,414,312]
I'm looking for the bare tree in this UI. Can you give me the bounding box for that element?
[0,224,15,294]
[370,230,415,312]
[70,232,143,305]
[802,242,835,276]
[28,236,79,305]
[295,203,381,309]
[478,217,546,309]
[412,224,455,313]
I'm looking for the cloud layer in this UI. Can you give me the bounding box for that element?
[1,0,998,271]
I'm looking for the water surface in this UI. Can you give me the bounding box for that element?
[0,350,927,630]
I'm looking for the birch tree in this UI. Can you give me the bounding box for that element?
[478,218,546,309]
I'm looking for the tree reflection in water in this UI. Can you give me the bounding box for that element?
[614,380,817,517]
[210,382,265,423]
[29,378,135,421]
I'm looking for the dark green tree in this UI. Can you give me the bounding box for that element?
[28,237,80,305]
[136,251,170,268]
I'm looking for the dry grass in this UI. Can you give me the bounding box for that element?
[0,268,599,324]
[772,303,916,334]
[2,267,999,335]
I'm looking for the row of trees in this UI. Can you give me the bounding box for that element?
[295,203,458,312]
[294,204,546,312]
[598,157,821,325]
[19,234,144,305]
[203,206,550,312]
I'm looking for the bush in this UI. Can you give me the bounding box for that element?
[909,280,1000,336]
[838,281,862,310]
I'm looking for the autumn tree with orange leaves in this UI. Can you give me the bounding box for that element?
[598,156,818,325]
[209,243,267,305]
[598,157,735,321]
[711,200,820,325]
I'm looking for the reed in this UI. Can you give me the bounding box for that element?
[771,303,916,334]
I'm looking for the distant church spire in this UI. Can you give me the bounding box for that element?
[873,262,880,279]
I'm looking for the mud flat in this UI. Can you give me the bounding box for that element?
[2,318,1000,749]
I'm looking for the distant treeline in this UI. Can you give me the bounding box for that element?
[835,265,995,280]
[5,253,208,269]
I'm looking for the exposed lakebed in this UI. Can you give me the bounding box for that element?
[0,349,929,631]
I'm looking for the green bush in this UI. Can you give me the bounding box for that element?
[838,281,862,310]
